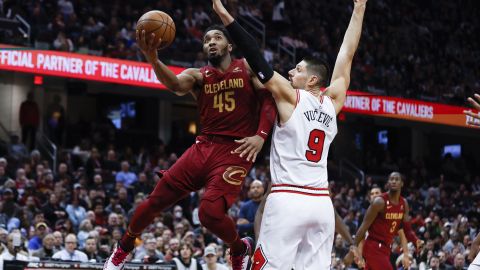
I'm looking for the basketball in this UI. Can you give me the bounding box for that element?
[136,10,176,49]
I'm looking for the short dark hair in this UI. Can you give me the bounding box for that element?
[204,24,232,43]
[302,56,330,87]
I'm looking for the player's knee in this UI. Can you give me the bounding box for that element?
[198,200,223,226]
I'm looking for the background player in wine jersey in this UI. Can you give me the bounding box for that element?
[104,25,277,270]
[353,172,423,270]
[351,186,420,269]
[212,0,366,269]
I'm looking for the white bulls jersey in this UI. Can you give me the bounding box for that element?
[270,89,337,189]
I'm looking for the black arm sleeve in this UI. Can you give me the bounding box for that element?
[226,20,274,83]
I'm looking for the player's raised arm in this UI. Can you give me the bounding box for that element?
[212,0,295,105]
[354,196,384,246]
[325,0,367,115]
[136,30,200,96]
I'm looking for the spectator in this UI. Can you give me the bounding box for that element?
[452,253,467,270]
[42,193,67,226]
[45,95,66,146]
[52,231,64,251]
[53,31,74,52]
[52,234,88,262]
[428,255,440,270]
[77,219,93,249]
[0,232,29,269]
[201,245,229,270]
[81,237,104,262]
[172,242,202,270]
[65,195,87,230]
[115,161,137,188]
[27,222,49,251]
[134,237,164,263]
[237,180,264,237]
[31,233,57,259]
[19,91,40,150]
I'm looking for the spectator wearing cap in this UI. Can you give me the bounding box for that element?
[201,245,229,270]
[42,193,67,226]
[31,233,56,259]
[52,234,88,262]
[115,161,137,188]
[0,232,29,269]
[28,222,48,251]
[237,180,264,238]
[172,242,202,270]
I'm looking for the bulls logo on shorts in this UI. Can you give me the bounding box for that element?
[252,245,268,270]
[222,166,247,186]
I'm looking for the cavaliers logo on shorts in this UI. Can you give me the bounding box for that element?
[222,166,247,185]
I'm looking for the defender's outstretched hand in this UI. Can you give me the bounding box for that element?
[464,93,480,127]
[212,0,234,25]
[354,0,368,7]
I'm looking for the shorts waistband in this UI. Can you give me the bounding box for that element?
[366,236,389,247]
[197,134,242,144]
[271,184,330,196]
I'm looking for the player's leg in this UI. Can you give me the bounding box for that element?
[294,196,335,270]
[252,194,304,270]
[119,173,190,251]
[104,144,204,270]
[200,142,254,269]
[362,239,393,270]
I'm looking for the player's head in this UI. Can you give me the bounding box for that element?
[288,56,330,90]
[387,172,403,192]
[203,25,233,65]
[369,186,382,202]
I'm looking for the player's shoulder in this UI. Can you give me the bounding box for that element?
[372,196,386,208]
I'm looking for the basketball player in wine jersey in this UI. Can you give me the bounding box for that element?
[353,172,423,270]
[104,25,277,270]
[212,0,366,269]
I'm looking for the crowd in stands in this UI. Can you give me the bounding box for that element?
[1,0,479,105]
[0,130,478,269]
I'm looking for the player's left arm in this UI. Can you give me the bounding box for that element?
[398,229,411,269]
[354,196,384,246]
[231,63,277,162]
[212,0,296,108]
[324,0,367,115]
[402,200,423,251]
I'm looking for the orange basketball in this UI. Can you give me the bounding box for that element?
[136,10,176,49]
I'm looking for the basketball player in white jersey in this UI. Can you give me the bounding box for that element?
[212,0,366,269]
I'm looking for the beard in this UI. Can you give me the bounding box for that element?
[208,54,222,66]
